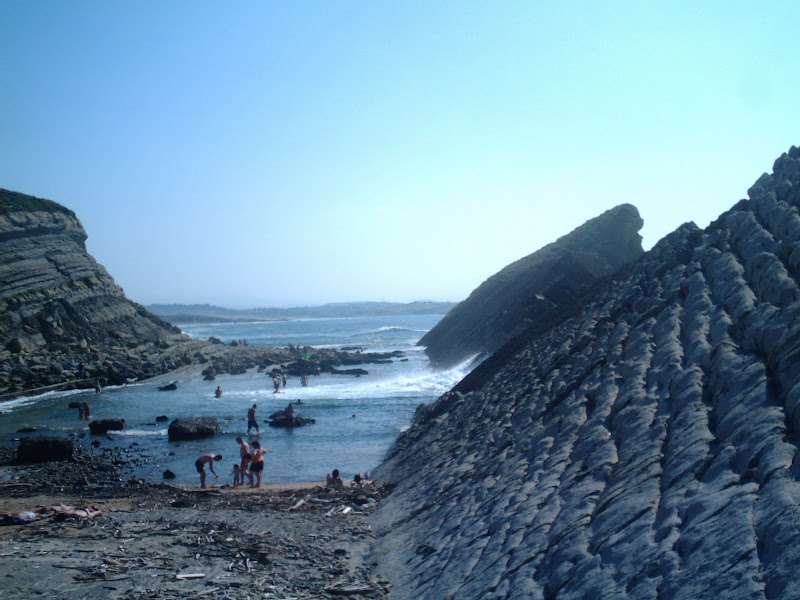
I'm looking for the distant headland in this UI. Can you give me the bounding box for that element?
[146,301,457,325]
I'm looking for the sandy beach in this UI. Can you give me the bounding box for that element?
[0,454,392,600]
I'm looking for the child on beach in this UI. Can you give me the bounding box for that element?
[232,464,240,488]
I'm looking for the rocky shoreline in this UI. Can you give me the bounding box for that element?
[0,448,394,599]
[0,339,404,400]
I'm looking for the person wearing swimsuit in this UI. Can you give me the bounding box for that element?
[249,441,266,488]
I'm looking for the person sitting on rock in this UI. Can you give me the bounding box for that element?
[195,453,222,488]
[327,469,344,488]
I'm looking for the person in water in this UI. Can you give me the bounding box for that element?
[286,402,296,425]
[247,404,259,434]
[195,453,222,488]
[282,373,287,388]
[273,375,281,393]
[215,386,223,398]
[301,374,309,387]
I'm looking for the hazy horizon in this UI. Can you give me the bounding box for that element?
[3,2,799,307]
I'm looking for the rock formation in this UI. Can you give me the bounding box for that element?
[371,148,800,599]
[168,417,219,441]
[419,204,644,368]
[0,188,411,397]
[0,189,187,394]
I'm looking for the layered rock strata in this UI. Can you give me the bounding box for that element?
[0,189,187,393]
[419,204,644,368]
[0,189,406,396]
[371,148,800,599]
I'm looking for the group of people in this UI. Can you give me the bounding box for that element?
[76,402,91,420]
[194,437,268,489]
[272,373,287,393]
[326,469,373,488]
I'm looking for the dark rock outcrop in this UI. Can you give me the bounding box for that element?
[88,419,125,435]
[418,204,644,367]
[168,417,218,441]
[17,437,74,463]
[371,148,800,599]
[157,382,178,391]
[267,411,315,428]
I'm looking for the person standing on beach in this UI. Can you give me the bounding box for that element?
[195,453,222,488]
[249,441,266,488]
[247,404,259,434]
[236,437,253,486]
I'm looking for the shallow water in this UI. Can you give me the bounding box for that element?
[0,314,471,486]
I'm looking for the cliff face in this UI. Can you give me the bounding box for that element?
[371,148,800,599]
[419,204,644,368]
[0,189,187,394]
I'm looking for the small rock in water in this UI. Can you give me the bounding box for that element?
[163,469,176,479]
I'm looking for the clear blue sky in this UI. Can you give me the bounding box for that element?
[2,2,799,308]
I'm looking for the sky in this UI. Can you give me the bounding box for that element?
[2,2,800,308]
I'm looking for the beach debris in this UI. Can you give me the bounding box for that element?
[175,572,205,580]
[287,496,308,511]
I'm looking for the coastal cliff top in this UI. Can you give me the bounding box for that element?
[0,188,77,218]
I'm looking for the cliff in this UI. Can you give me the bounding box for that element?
[418,204,644,368]
[0,189,189,395]
[371,148,800,599]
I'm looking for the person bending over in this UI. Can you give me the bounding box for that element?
[195,453,222,488]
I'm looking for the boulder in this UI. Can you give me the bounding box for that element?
[155,415,169,422]
[267,410,315,428]
[88,419,125,435]
[158,382,178,391]
[163,469,176,479]
[330,367,368,376]
[17,437,74,463]
[168,417,219,441]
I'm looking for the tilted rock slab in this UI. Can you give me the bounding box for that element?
[371,148,800,600]
[419,204,644,368]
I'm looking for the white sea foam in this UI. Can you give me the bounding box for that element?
[117,429,168,437]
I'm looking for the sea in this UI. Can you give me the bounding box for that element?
[0,314,473,487]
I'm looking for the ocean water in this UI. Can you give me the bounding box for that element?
[0,314,472,487]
